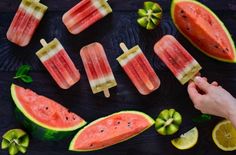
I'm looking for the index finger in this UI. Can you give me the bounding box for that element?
[188,81,202,103]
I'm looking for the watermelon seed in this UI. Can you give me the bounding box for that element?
[186,27,190,31]
[73,116,76,120]
[226,48,229,51]
[100,129,104,133]
[180,10,184,14]
[214,45,219,49]
[45,107,48,110]
[117,121,120,124]
[90,144,93,147]
[208,19,213,26]
[128,122,131,127]
[66,117,69,120]
[182,15,187,19]
[114,127,117,129]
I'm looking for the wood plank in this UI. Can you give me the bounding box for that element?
[0,0,236,12]
[1,0,236,155]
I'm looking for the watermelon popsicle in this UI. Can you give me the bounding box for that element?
[154,35,202,85]
[7,0,47,47]
[117,43,161,95]
[80,42,117,98]
[36,38,80,89]
[62,0,112,35]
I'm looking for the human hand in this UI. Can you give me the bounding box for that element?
[187,76,236,127]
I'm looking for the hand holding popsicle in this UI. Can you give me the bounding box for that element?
[188,77,236,128]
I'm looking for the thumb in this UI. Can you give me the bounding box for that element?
[194,76,211,93]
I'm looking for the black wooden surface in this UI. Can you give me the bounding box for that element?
[0,0,236,155]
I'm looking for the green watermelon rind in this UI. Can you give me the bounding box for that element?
[11,84,87,140]
[171,0,236,63]
[15,108,76,141]
[69,111,155,152]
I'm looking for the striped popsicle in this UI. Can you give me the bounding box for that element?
[80,42,117,98]
[62,0,112,35]
[36,38,80,89]
[154,35,202,85]
[7,0,47,47]
[117,43,161,95]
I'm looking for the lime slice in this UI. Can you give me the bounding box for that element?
[155,109,182,135]
[1,129,29,155]
[171,127,198,150]
[137,1,162,30]
[212,120,236,151]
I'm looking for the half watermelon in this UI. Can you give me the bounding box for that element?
[171,0,236,63]
[69,111,154,152]
[11,84,86,141]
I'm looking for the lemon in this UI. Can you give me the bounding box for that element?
[171,127,198,150]
[212,120,236,151]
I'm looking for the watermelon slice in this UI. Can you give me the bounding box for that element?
[11,84,86,141]
[171,0,236,63]
[69,111,154,152]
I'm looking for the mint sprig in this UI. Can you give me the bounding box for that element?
[192,114,212,123]
[14,65,33,83]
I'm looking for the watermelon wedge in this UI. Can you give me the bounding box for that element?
[171,0,236,63]
[69,111,154,152]
[11,84,86,141]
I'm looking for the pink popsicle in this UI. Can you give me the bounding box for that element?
[62,0,112,35]
[117,43,161,95]
[154,35,202,85]
[36,39,80,89]
[7,0,47,47]
[80,42,117,97]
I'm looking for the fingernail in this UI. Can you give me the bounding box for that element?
[194,76,201,83]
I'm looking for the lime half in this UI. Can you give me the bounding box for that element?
[212,120,236,151]
[171,127,198,150]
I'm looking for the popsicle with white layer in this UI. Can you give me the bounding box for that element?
[80,42,117,98]
[117,43,161,95]
[62,0,112,35]
[7,0,47,47]
[154,35,202,85]
[36,38,80,89]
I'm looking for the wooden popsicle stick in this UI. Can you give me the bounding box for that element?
[34,0,40,3]
[40,39,48,47]
[190,72,201,82]
[103,89,110,98]
[120,43,129,53]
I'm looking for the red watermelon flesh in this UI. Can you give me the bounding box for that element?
[69,111,154,151]
[171,0,236,62]
[13,84,85,130]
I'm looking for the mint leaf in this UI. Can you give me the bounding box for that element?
[20,75,33,83]
[14,65,33,83]
[192,114,212,123]
[15,65,31,78]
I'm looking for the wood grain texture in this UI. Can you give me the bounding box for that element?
[0,0,236,155]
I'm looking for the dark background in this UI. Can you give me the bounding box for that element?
[0,0,236,155]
